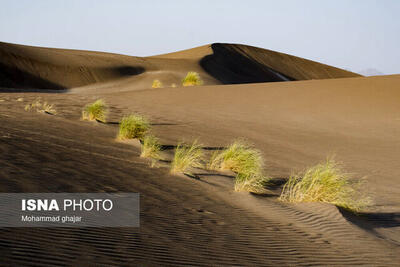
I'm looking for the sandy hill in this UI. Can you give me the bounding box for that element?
[0,41,361,90]
[0,42,398,266]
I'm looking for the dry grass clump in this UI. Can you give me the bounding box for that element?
[210,140,263,175]
[182,72,203,86]
[24,99,41,111]
[279,159,370,212]
[152,79,163,88]
[82,99,108,122]
[118,114,150,140]
[25,99,56,115]
[209,140,269,193]
[234,173,270,193]
[140,135,162,160]
[170,140,203,175]
[39,102,57,114]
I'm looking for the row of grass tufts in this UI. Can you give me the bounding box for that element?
[80,100,370,212]
[151,72,203,88]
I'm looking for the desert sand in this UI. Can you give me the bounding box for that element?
[0,42,399,266]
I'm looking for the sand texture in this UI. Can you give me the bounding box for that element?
[0,42,398,266]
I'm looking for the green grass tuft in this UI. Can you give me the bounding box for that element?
[182,72,203,86]
[152,79,163,88]
[118,114,150,140]
[219,140,263,175]
[140,134,162,160]
[170,140,203,175]
[208,140,268,193]
[234,173,270,193]
[279,158,370,212]
[82,99,108,122]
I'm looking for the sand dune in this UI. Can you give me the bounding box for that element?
[0,43,398,266]
[0,102,398,266]
[0,41,360,90]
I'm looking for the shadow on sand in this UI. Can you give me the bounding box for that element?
[160,145,226,151]
[339,208,400,230]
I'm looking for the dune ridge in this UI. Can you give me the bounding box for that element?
[0,41,361,90]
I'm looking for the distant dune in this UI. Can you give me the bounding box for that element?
[359,68,384,76]
[0,42,361,90]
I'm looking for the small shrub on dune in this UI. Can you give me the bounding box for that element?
[39,102,57,114]
[208,140,269,193]
[141,134,162,160]
[234,173,270,193]
[118,114,150,140]
[82,99,108,122]
[24,99,42,111]
[25,99,56,115]
[152,79,163,88]
[182,71,203,86]
[279,159,370,212]
[170,140,203,175]
[207,150,222,170]
[218,140,263,175]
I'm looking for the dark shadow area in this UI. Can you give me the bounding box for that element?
[265,177,287,190]
[339,208,400,230]
[195,172,235,179]
[0,62,67,90]
[160,144,226,151]
[104,121,120,125]
[105,122,179,126]
[183,173,201,180]
[339,208,400,244]
[200,43,294,84]
[0,61,145,91]
[111,66,144,76]
[250,191,279,198]
[0,88,68,93]
[246,177,286,197]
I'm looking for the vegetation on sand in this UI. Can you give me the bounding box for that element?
[234,173,270,193]
[170,140,203,175]
[279,158,370,212]
[82,99,108,122]
[25,99,56,115]
[211,140,263,175]
[208,140,269,193]
[152,79,163,88]
[118,114,150,140]
[140,134,162,160]
[182,72,203,86]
